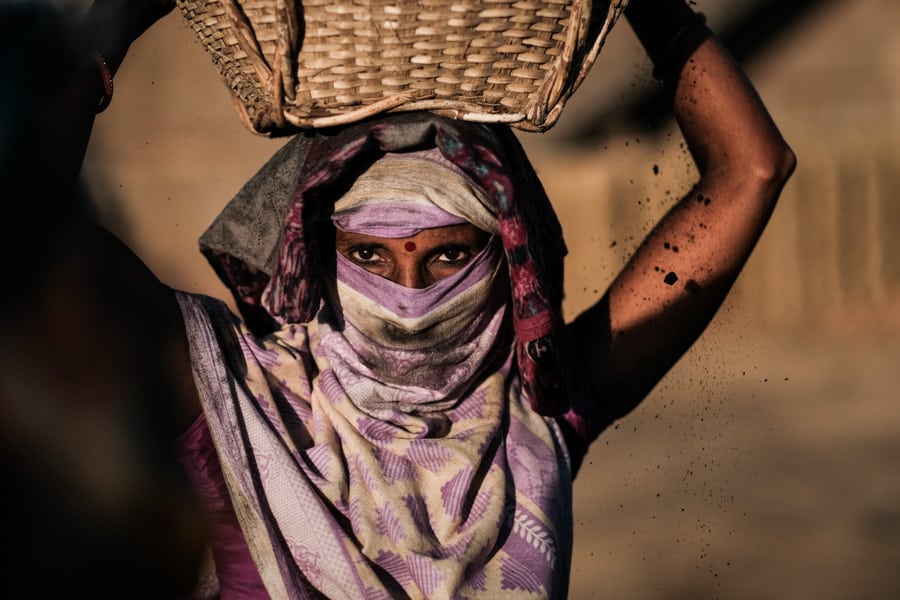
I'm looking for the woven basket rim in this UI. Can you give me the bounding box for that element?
[176,0,629,135]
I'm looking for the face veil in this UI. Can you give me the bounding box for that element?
[308,149,509,415]
[181,112,580,598]
[199,112,572,417]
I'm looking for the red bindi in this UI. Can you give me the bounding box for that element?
[404,241,416,252]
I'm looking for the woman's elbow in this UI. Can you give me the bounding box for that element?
[772,139,797,184]
[752,138,797,191]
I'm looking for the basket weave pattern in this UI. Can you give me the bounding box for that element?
[176,0,627,134]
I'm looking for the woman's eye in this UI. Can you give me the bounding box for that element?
[349,247,380,263]
[434,247,470,264]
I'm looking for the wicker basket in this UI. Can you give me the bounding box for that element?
[175,0,628,135]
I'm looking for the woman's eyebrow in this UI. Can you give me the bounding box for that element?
[336,237,384,250]
[439,242,476,252]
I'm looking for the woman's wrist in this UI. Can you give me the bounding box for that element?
[79,0,175,112]
[80,0,175,76]
[624,0,713,87]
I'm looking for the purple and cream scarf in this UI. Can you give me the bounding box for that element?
[201,113,572,417]
[182,113,584,598]
[325,148,507,417]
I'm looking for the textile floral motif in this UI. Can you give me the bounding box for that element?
[178,292,575,598]
[179,112,578,599]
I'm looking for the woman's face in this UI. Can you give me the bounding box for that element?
[335,223,491,289]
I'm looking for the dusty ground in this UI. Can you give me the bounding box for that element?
[79,1,900,597]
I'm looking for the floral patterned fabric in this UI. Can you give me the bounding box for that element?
[201,114,572,417]
[177,292,574,599]
[178,113,607,598]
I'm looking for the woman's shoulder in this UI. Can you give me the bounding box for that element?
[175,290,314,385]
[174,291,241,330]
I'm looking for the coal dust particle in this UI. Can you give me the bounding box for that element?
[664,272,679,285]
[653,164,659,175]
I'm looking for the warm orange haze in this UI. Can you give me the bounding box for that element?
[67,0,900,596]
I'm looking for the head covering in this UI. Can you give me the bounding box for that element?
[323,152,509,416]
[184,113,579,598]
[332,148,498,237]
[200,112,570,416]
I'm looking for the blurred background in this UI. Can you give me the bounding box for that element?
[76,0,900,597]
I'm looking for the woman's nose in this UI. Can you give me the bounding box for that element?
[393,259,428,289]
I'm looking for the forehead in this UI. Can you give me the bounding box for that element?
[334,223,490,247]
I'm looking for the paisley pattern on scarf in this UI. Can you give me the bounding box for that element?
[177,292,574,599]
[200,114,571,416]
[180,113,604,598]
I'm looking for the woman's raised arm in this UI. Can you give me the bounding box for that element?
[1,0,199,436]
[571,1,796,425]
[0,2,208,593]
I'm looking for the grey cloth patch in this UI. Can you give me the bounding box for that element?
[198,132,314,275]
[196,113,476,278]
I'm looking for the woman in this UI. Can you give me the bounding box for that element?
[3,0,795,597]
